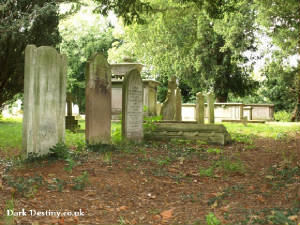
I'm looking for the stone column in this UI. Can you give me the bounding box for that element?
[23,45,66,156]
[207,93,215,124]
[249,106,253,120]
[239,104,244,120]
[196,92,205,124]
[66,93,73,116]
[85,53,111,144]
[156,102,162,116]
[175,87,182,121]
[122,69,144,142]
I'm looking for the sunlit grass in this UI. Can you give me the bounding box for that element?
[0,118,22,150]
[0,117,298,152]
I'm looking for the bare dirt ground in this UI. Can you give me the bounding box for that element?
[0,134,299,225]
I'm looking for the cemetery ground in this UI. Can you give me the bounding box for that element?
[0,119,299,225]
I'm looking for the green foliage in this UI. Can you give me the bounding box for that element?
[143,115,161,133]
[109,0,258,102]
[260,57,299,113]
[238,207,299,225]
[255,0,300,120]
[206,212,221,225]
[215,157,245,174]
[274,111,291,122]
[72,171,89,191]
[47,178,66,192]
[49,142,71,160]
[199,166,215,177]
[4,175,44,197]
[255,0,299,56]
[60,14,115,113]
[206,148,222,154]
[0,0,63,108]
[199,156,245,177]
[87,143,116,153]
[112,123,122,144]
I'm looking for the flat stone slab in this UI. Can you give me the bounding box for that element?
[144,122,231,145]
[222,119,265,123]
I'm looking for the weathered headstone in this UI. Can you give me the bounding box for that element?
[85,53,111,144]
[122,69,144,142]
[196,92,205,124]
[23,45,66,156]
[175,87,182,121]
[161,76,177,120]
[207,93,215,124]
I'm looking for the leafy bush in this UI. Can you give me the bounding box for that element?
[49,142,70,160]
[72,171,89,190]
[274,110,291,122]
[4,175,44,197]
[206,212,221,225]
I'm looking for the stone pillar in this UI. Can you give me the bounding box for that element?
[66,93,73,116]
[23,45,66,156]
[156,102,162,116]
[249,106,253,120]
[122,69,144,142]
[161,76,177,120]
[85,53,111,144]
[207,93,215,124]
[239,104,244,120]
[175,87,182,121]
[196,92,205,124]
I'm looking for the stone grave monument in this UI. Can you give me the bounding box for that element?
[207,93,215,124]
[122,69,144,142]
[85,53,111,144]
[23,45,66,156]
[161,76,177,120]
[196,92,205,124]
[175,87,182,121]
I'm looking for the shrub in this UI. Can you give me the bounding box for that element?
[274,111,291,122]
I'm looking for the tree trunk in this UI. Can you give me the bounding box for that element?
[291,77,300,122]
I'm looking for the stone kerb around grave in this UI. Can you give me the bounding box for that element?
[85,53,112,145]
[122,69,144,142]
[23,45,67,156]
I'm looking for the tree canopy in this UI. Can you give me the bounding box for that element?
[59,3,115,112]
[108,0,258,102]
[0,0,62,109]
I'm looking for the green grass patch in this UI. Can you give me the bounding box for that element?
[223,122,300,140]
[0,118,22,150]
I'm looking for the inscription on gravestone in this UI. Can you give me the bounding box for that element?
[122,69,143,142]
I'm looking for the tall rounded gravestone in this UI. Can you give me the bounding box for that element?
[85,53,111,144]
[122,69,144,142]
[23,45,67,156]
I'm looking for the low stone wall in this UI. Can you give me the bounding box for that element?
[144,121,231,145]
[181,103,274,121]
